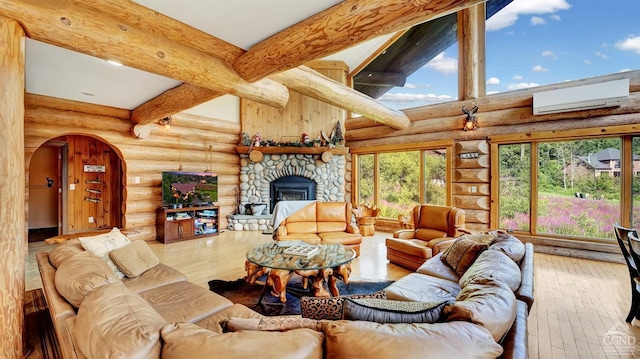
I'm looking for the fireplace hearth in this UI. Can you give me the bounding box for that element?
[270,176,316,213]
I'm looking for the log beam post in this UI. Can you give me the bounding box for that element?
[458,3,486,101]
[0,15,26,358]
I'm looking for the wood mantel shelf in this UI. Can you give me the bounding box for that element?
[235,146,349,155]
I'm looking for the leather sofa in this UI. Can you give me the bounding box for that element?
[273,201,362,256]
[386,204,466,270]
[37,231,532,359]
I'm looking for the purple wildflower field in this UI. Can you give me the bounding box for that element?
[501,195,623,240]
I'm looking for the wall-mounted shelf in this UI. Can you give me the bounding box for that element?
[235,146,349,155]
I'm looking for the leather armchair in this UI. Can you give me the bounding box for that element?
[386,204,465,271]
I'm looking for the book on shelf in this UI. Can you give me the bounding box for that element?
[283,244,319,258]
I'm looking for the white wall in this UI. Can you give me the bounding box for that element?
[182,95,241,123]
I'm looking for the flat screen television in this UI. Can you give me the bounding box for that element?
[162,171,218,207]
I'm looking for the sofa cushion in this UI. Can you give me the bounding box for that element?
[48,239,84,268]
[318,232,362,245]
[490,232,526,262]
[109,240,160,278]
[343,298,450,324]
[74,282,167,359]
[442,277,517,342]
[416,252,460,283]
[415,228,447,241]
[300,291,387,320]
[139,280,233,323]
[441,237,488,276]
[317,202,348,222]
[195,303,262,334]
[160,322,324,359]
[286,222,319,234]
[54,251,120,307]
[384,272,461,303]
[122,263,189,293]
[460,249,522,292]
[416,205,451,233]
[322,320,503,359]
[78,227,132,279]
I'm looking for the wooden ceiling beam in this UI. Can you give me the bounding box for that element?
[67,0,244,64]
[272,66,410,129]
[130,84,222,125]
[0,0,289,109]
[233,0,485,82]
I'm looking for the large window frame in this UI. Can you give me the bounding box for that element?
[351,140,453,220]
[490,125,638,243]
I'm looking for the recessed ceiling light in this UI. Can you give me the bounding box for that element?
[81,92,95,96]
[106,60,123,67]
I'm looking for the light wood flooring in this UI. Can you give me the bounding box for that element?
[25,230,640,358]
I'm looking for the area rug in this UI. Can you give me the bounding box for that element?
[24,288,61,359]
[209,276,393,316]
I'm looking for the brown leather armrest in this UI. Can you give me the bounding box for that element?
[499,300,528,359]
[347,224,360,234]
[274,226,287,240]
[393,229,415,239]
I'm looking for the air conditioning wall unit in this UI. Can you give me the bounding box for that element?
[533,78,629,115]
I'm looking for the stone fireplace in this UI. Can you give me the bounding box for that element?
[228,151,346,231]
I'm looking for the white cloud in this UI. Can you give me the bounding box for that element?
[542,50,555,57]
[549,14,561,21]
[533,65,549,72]
[508,82,540,90]
[583,59,592,65]
[404,83,417,89]
[487,90,501,95]
[424,52,457,75]
[531,16,547,26]
[616,36,640,55]
[620,68,632,72]
[595,51,609,60]
[487,77,501,85]
[513,75,523,81]
[486,0,571,31]
[378,92,454,105]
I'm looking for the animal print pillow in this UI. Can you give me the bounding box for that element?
[300,291,387,320]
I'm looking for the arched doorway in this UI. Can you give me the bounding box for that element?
[28,135,123,241]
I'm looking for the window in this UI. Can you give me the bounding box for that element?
[353,145,450,220]
[495,137,630,241]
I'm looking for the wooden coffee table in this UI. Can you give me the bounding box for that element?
[245,242,356,303]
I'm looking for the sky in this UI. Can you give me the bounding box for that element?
[378,0,640,110]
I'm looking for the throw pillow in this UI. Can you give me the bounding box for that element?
[109,240,160,278]
[440,237,488,276]
[343,298,450,323]
[54,251,120,307]
[300,290,387,320]
[225,316,323,332]
[79,228,131,279]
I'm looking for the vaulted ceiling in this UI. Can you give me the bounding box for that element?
[3,0,487,129]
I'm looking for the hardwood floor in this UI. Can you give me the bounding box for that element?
[26,231,640,358]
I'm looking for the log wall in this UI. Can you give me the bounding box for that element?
[345,70,640,230]
[24,96,240,241]
[241,62,347,144]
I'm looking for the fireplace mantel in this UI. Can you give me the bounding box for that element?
[236,146,348,155]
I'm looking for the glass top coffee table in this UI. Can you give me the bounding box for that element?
[245,242,356,303]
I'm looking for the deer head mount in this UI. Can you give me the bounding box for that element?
[462,105,479,131]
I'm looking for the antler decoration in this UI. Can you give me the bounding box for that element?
[462,106,479,131]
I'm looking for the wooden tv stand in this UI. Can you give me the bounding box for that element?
[156,205,219,244]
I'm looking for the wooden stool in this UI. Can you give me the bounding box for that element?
[357,216,377,236]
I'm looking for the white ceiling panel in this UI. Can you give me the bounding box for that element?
[25,39,182,110]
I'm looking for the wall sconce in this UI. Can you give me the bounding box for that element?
[462,106,478,131]
[159,116,172,130]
